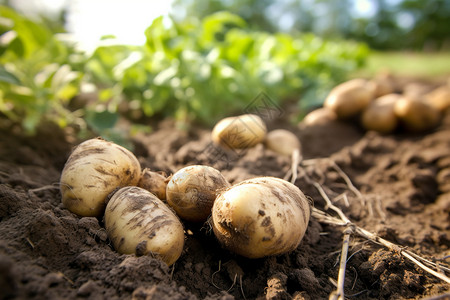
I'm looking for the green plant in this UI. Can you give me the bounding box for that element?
[0,6,82,132]
[86,12,369,126]
[0,7,368,135]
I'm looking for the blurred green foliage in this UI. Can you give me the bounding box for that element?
[345,0,450,51]
[0,6,368,135]
[175,0,450,51]
[0,5,82,132]
[86,12,368,125]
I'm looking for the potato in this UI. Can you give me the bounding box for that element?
[394,95,441,132]
[368,72,395,98]
[60,137,141,217]
[264,129,302,184]
[138,168,168,200]
[212,114,267,149]
[324,78,374,119]
[264,129,301,157]
[403,82,434,97]
[166,165,230,222]
[104,186,184,266]
[212,176,310,258]
[361,93,400,134]
[424,85,450,112]
[301,107,337,126]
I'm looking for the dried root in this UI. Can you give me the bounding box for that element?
[211,260,247,299]
[286,157,450,300]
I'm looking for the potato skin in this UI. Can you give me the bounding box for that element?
[212,114,267,149]
[368,73,395,98]
[104,186,184,266]
[60,138,141,217]
[324,78,374,119]
[166,165,230,222]
[212,176,310,258]
[138,168,168,200]
[361,93,400,134]
[301,107,337,126]
[424,85,450,112]
[265,129,301,156]
[394,95,441,132]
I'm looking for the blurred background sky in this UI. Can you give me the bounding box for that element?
[4,0,449,52]
[7,0,175,50]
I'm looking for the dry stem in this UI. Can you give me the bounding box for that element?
[287,156,450,296]
[355,225,450,285]
[312,207,450,285]
[329,225,353,300]
[329,161,365,206]
[290,149,301,184]
[28,184,59,194]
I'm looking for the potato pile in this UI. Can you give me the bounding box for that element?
[59,75,448,267]
[60,131,312,265]
[209,115,310,257]
[302,75,450,134]
[60,137,184,266]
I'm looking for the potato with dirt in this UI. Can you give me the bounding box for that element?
[212,176,310,258]
[166,165,230,222]
[324,78,374,119]
[104,186,185,266]
[394,95,441,132]
[361,93,400,134]
[138,168,168,200]
[212,114,267,149]
[60,137,141,217]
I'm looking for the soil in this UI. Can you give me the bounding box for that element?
[1,77,450,300]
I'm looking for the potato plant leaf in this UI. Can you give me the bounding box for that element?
[0,66,20,85]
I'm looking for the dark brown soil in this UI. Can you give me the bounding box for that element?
[1,79,450,299]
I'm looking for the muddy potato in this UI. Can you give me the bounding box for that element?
[212,176,310,258]
[301,107,337,126]
[324,78,374,119]
[60,138,141,217]
[394,95,441,132]
[166,165,230,222]
[138,168,168,200]
[361,93,400,134]
[104,186,184,266]
[212,114,267,149]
